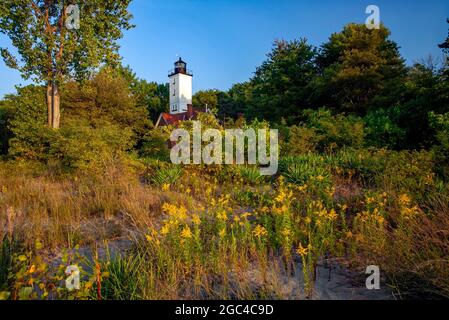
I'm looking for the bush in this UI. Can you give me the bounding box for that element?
[377,150,435,202]
[47,119,133,172]
[143,160,183,187]
[139,130,170,161]
[282,125,317,156]
[237,165,265,185]
[364,107,405,149]
[429,111,449,180]
[279,154,332,187]
[3,85,49,160]
[302,109,365,152]
[61,68,152,147]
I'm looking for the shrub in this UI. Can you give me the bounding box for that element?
[282,125,317,156]
[237,165,265,185]
[303,109,365,152]
[364,107,405,149]
[139,130,170,161]
[144,160,183,187]
[61,68,152,147]
[279,155,332,188]
[429,111,449,180]
[4,85,49,160]
[378,150,435,201]
[47,119,133,172]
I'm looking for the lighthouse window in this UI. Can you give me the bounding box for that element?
[173,104,178,112]
[173,78,176,85]
[173,89,176,96]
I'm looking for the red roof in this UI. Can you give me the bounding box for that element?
[155,105,199,127]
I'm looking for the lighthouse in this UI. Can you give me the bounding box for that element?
[168,58,193,114]
[155,58,198,127]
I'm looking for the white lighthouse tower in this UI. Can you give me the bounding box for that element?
[169,58,193,114]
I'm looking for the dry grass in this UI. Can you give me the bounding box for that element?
[0,160,162,250]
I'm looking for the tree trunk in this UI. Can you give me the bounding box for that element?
[46,82,60,129]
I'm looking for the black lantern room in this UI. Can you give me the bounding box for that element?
[175,58,187,73]
[169,57,193,77]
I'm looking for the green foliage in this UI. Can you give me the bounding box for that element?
[429,111,449,179]
[3,81,136,171]
[0,238,18,291]
[100,253,145,300]
[139,130,171,161]
[315,24,405,114]
[0,0,134,84]
[279,155,332,188]
[144,161,183,187]
[218,82,253,120]
[248,39,317,123]
[193,89,220,113]
[117,64,169,122]
[4,85,49,160]
[282,125,317,156]
[237,166,265,185]
[0,97,14,155]
[61,68,151,146]
[303,109,365,152]
[48,119,133,171]
[398,63,449,149]
[364,107,405,149]
[378,150,435,202]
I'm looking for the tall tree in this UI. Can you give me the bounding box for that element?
[315,24,405,115]
[249,39,317,123]
[117,64,169,122]
[193,89,220,113]
[0,0,133,128]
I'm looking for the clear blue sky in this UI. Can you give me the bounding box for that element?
[1,0,448,97]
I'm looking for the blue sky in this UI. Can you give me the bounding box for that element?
[1,0,448,97]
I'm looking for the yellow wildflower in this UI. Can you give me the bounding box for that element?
[160,224,170,236]
[162,183,170,192]
[399,194,411,206]
[253,225,268,238]
[296,243,308,256]
[192,214,201,225]
[181,225,192,239]
[28,265,36,274]
[217,210,228,222]
[327,209,338,221]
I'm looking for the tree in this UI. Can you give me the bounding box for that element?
[248,39,317,123]
[2,85,49,159]
[117,64,169,122]
[223,82,253,120]
[439,19,449,77]
[61,67,151,148]
[315,24,406,115]
[193,89,220,112]
[0,0,134,128]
